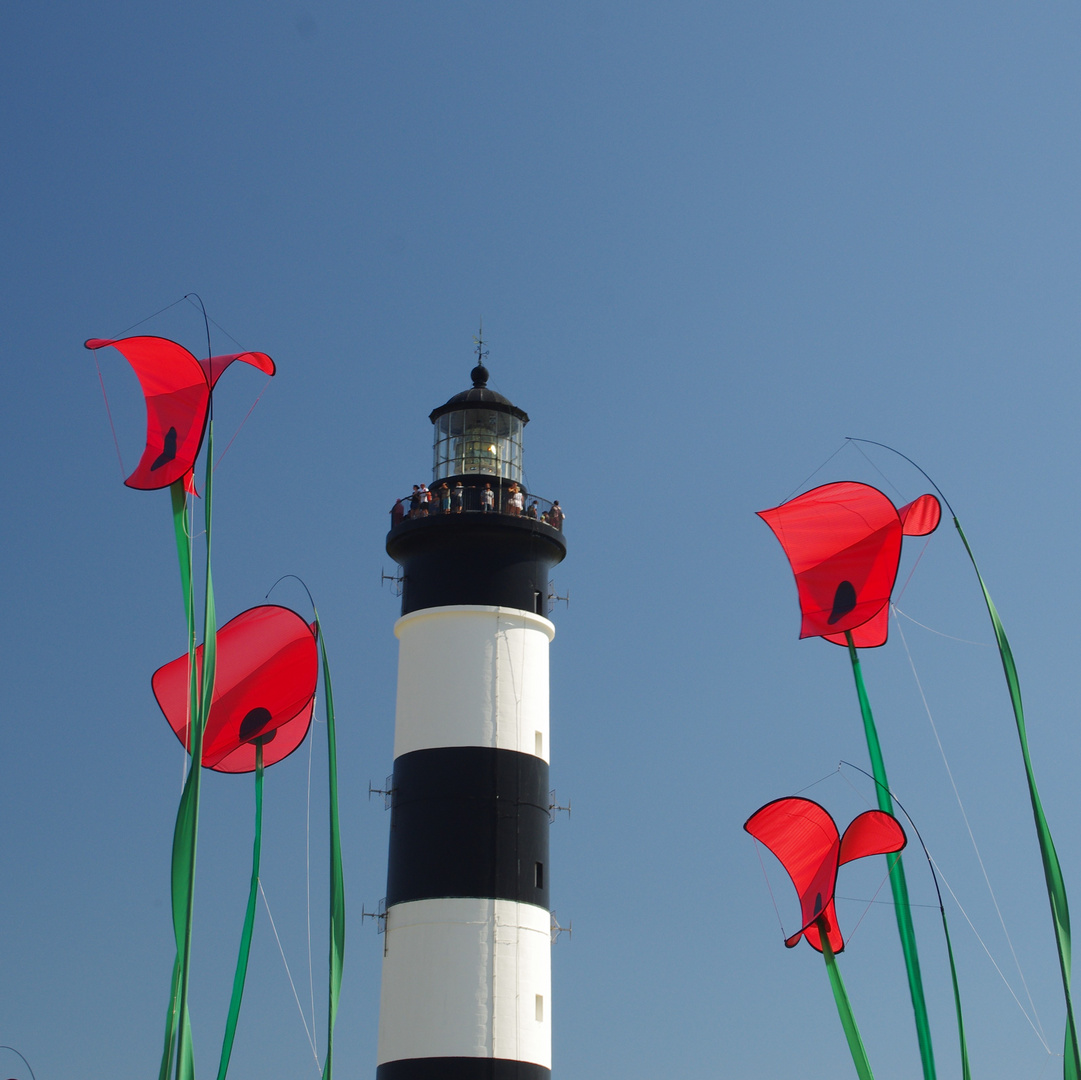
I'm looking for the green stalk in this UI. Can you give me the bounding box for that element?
[845,632,936,1080]
[941,908,971,1080]
[160,480,198,1080]
[954,518,1079,1080]
[216,744,264,1080]
[819,916,875,1080]
[171,426,218,1080]
[315,615,345,1080]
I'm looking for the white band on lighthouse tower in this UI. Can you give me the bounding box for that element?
[377,897,552,1067]
[392,605,554,761]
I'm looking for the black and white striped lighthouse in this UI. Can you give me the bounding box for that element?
[377,353,567,1080]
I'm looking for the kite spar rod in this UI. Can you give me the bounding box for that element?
[847,437,1081,1080]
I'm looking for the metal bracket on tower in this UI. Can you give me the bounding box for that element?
[369,775,394,809]
[547,581,569,608]
[381,565,404,597]
[548,789,571,822]
[362,898,389,955]
[363,897,387,931]
[550,912,572,943]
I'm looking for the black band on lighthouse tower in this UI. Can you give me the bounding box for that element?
[386,746,550,909]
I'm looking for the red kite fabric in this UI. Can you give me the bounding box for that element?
[85,335,275,491]
[152,605,318,773]
[757,482,941,647]
[745,796,907,953]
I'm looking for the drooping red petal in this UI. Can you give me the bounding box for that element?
[745,797,841,949]
[87,336,209,490]
[823,604,890,648]
[152,605,318,773]
[898,493,942,537]
[794,896,845,954]
[839,809,907,865]
[199,351,276,388]
[759,482,904,642]
[747,797,908,954]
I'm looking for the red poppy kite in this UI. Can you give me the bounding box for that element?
[152,604,318,772]
[745,796,907,953]
[758,481,941,648]
[85,335,275,490]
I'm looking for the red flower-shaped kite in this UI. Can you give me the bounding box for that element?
[745,796,907,953]
[86,335,275,490]
[152,605,318,773]
[757,481,941,647]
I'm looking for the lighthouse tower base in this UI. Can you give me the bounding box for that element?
[376,605,555,1080]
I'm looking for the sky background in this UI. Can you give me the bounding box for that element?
[4,2,1081,1078]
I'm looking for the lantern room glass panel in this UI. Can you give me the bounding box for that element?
[432,408,523,483]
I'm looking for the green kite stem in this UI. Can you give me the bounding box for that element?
[818,916,875,1080]
[954,518,1079,1080]
[160,480,198,1080]
[845,632,936,1080]
[940,907,971,1080]
[171,425,219,1080]
[216,745,264,1080]
[316,616,345,1080]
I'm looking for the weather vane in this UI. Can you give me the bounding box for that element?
[473,319,489,365]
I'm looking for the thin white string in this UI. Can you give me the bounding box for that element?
[849,439,905,501]
[792,767,842,796]
[844,853,902,946]
[931,858,1052,1053]
[893,607,1047,1042]
[892,605,991,647]
[259,881,322,1074]
[894,537,931,604]
[781,441,849,503]
[752,839,789,941]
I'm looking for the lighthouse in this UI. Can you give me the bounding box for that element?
[377,353,567,1080]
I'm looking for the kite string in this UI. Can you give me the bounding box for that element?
[185,296,244,350]
[92,350,127,479]
[118,296,190,336]
[214,376,273,472]
[894,537,931,605]
[892,608,1047,1041]
[752,838,789,942]
[259,882,322,1075]
[931,857,1052,1053]
[845,852,903,946]
[781,440,849,503]
[848,439,905,502]
[892,606,990,648]
[792,766,842,796]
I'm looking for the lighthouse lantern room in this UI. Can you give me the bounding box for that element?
[377,354,567,1080]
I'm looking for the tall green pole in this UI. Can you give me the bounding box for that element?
[845,632,936,1080]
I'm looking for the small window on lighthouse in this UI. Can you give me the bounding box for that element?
[534,731,543,756]
[534,862,544,889]
[535,995,544,1022]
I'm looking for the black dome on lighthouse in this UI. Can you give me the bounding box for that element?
[429,362,529,424]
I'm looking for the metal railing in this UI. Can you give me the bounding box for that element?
[391,484,565,531]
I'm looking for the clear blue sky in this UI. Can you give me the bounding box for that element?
[5,3,1081,1078]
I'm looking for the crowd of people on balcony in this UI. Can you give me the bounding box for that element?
[391,482,564,531]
